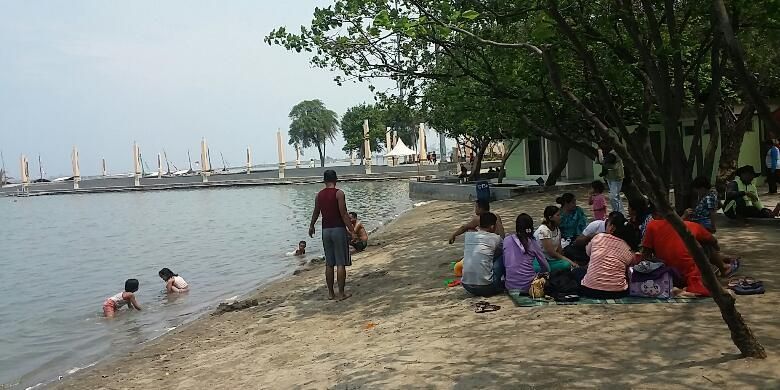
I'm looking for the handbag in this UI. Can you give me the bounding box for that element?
[529,275,547,298]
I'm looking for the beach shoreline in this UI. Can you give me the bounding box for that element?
[54,190,780,389]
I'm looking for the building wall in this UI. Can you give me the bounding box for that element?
[505,116,766,184]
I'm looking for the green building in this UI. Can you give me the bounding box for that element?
[505,111,773,184]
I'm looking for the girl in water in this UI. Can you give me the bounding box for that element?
[159,268,189,293]
[103,279,142,318]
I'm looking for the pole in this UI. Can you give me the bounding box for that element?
[200,138,210,183]
[38,155,43,181]
[21,155,29,191]
[157,153,163,178]
[72,146,80,189]
[363,119,372,174]
[418,123,427,165]
[385,128,393,167]
[277,130,286,179]
[187,150,193,172]
[295,144,301,169]
[246,146,252,174]
[133,143,141,187]
[102,158,107,177]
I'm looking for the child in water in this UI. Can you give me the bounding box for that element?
[589,180,608,221]
[103,279,142,318]
[159,268,189,293]
[294,240,307,256]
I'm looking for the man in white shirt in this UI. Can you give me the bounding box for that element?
[563,211,621,265]
[461,212,504,297]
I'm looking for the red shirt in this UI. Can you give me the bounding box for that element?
[642,219,713,296]
[318,187,345,229]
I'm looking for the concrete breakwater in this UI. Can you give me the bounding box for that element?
[1,164,438,197]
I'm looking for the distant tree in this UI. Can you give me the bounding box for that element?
[288,100,339,168]
[341,103,387,160]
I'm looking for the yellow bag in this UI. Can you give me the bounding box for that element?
[529,275,546,298]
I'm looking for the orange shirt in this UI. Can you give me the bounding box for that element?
[642,219,712,296]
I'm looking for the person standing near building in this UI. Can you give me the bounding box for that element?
[765,139,779,194]
[308,170,355,301]
[598,147,625,213]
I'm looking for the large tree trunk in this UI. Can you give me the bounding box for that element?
[545,143,569,186]
[716,103,755,192]
[713,0,780,136]
[468,141,488,181]
[316,144,326,168]
[612,138,767,359]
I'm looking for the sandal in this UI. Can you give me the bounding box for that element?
[727,277,761,289]
[474,301,501,313]
[732,283,765,295]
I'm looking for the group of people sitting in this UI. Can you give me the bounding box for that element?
[450,164,779,299]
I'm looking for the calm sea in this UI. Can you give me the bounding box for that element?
[0,180,415,389]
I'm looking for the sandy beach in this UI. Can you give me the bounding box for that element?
[55,189,780,389]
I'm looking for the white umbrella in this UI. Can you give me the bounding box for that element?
[385,138,417,157]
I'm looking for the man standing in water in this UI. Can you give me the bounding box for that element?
[309,170,355,300]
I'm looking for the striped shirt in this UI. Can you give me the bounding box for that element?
[582,233,636,292]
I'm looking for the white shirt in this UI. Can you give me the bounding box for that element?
[461,230,502,286]
[582,220,607,237]
[534,224,561,258]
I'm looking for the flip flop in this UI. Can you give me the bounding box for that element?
[727,277,762,289]
[732,283,765,295]
[474,301,501,313]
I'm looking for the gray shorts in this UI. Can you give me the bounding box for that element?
[322,227,352,267]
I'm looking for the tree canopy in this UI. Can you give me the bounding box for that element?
[288,99,339,167]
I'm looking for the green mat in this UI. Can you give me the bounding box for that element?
[507,290,709,307]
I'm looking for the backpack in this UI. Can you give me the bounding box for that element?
[544,270,580,299]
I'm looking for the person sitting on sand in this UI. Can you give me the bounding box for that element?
[724,165,774,221]
[349,212,369,252]
[579,213,640,299]
[503,213,549,293]
[684,176,720,232]
[642,213,732,297]
[533,206,578,272]
[461,212,505,297]
[628,197,654,241]
[564,211,622,265]
[449,200,505,244]
[159,268,189,293]
[103,279,142,318]
[308,169,355,301]
[294,240,307,256]
[557,193,588,243]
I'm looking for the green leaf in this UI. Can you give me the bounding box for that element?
[462,10,479,20]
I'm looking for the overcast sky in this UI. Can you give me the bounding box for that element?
[0,1,397,178]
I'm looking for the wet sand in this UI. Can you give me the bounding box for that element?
[55,190,780,389]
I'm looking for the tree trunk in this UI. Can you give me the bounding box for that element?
[702,31,723,180]
[497,139,522,184]
[716,103,755,192]
[468,141,488,181]
[316,143,326,168]
[545,143,570,186]
[611,136,767,359]
[713,0,780,135]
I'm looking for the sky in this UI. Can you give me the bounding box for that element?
[0,1,402,178]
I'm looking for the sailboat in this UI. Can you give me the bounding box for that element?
[32,155,51,183]
[173,150,194,176]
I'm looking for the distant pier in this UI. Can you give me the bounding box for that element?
[1,165,439,197]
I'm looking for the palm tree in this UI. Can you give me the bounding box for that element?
[288,100,339,167]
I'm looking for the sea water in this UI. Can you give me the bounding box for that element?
[0,180,414,389]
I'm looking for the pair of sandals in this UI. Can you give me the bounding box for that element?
[727,277,765,295]
[473,301,501,313]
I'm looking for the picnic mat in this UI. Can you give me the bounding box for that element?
[507,290,709,307]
